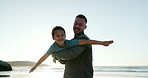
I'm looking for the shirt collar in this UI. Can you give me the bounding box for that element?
[74,32,84,39]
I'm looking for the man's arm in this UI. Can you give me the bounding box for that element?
[53,45,86,60]
[53,36,88,60]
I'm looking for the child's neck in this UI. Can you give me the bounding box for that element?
[58,43,66,48]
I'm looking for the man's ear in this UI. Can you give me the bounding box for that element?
[84,25,87,29]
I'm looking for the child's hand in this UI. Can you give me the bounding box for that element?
[102,40,113,46]
[51,54,55,58]
[53,59,56,63]
[29,66,36,73]
[51,54,56,63]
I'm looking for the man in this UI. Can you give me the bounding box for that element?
[54,14,93,78]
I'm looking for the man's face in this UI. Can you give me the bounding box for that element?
[73,17,87,35]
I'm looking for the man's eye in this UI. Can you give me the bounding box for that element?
[79,23,82,26]
[74,23,77,25]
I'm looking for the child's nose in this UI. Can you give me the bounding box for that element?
[59,36,63,39]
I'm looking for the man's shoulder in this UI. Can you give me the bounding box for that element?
[77,34,90,40]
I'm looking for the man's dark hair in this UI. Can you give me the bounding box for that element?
[76,14,87,24]
[52,26,66,38]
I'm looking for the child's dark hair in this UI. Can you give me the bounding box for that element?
[76,14,87,24]
[52,26,66,38]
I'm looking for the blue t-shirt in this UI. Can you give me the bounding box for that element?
[46,40,79,55]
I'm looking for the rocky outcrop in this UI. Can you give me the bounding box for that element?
[0,60,12,71]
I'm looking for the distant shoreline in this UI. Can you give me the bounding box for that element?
[7,61,49,67]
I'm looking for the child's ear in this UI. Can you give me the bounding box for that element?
[52,37,54,40]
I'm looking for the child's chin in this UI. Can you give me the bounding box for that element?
[59,42,64,44]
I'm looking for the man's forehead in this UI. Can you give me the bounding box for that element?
[75,18,86,23]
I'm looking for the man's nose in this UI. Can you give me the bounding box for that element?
[74,25,79,28]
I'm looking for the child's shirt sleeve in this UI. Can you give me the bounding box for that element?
[46,42,67,55]
[66,40,79,48]
[46,40,79,55]
[46,43,56,55]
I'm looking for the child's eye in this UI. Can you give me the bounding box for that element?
[56,35,60,37]
[62,34,65,36]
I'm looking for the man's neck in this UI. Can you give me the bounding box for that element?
[74,31,84,38]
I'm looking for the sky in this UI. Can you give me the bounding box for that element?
[0,0,148,66]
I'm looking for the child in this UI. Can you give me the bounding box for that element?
[29,26,113,73]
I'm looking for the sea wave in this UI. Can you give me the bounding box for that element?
[94,66,148,72]
[1,66,148,78]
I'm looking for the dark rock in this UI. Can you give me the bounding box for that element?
[0,60,12,71]
[0,75,10,77]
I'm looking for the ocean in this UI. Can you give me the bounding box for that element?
[0,66,148,78]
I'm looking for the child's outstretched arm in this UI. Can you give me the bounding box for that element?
[29,53,49,73]
[79,40,113,46]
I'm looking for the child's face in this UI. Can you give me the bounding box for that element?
[53,30,66,45]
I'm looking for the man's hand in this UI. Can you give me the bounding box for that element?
[52,53,66,64]
[58,60,66,64]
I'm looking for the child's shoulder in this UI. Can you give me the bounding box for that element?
[66,40,78,43]
[65,40,79,47]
